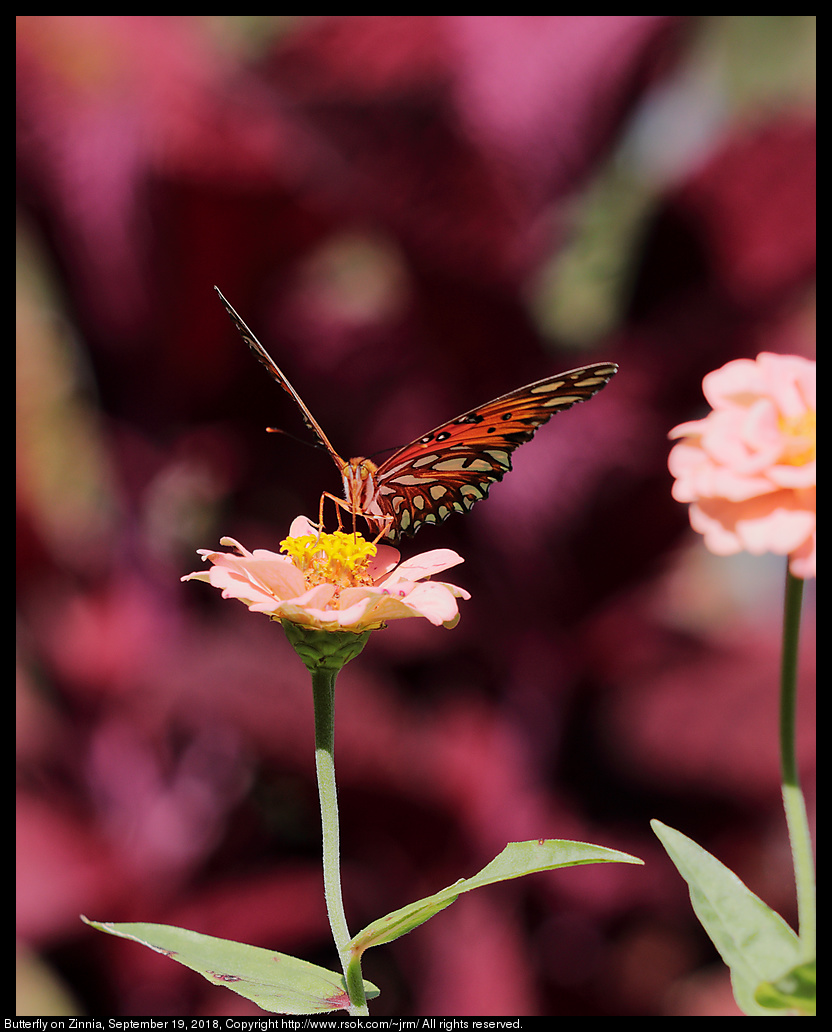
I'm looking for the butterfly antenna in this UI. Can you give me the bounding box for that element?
[214,286,346,468]
[266,426,329,453]
[366,442,401,462]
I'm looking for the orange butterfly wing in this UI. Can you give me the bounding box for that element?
[369,364,618,540]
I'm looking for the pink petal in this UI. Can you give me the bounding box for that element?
[702,358,764,410]
[690,493,815,559]
[206,566,280,609]
[381,549,465,586]
[789,533,816,578]
[274,588,357,627]
[769,463,816,489]
[239,557,306,600]
[398,581,469,625]
[756,352,817,416]
[366,542,401,580]
[248,583,337,615]
[288,515,321,538]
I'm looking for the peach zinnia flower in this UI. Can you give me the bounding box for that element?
[182,517,470,632]
[668,353,815,578]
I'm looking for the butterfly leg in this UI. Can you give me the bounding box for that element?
[316,491,393,545]
[318,491,367,536]
[316,491,342,535]
[366,514,394,546]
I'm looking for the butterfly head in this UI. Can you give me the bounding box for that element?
[343,457,380,514]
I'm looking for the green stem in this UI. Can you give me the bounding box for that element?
[311,666,369,1015]
[778,567,815,960]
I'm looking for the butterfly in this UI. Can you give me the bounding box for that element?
[215,287,618,543]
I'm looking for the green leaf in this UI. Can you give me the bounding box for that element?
[81,917,379,1014]
[347,838,643,956]
[755,958,816,1016]
[650,820,802,1017]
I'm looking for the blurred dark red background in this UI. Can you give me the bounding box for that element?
[17,16,815,1017]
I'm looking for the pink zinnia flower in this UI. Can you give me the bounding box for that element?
[182,517,470,632]
[668,353,816,578]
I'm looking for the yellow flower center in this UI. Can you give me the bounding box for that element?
[280,530,378,590]
[778,409,816,466]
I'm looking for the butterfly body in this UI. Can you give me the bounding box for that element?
[215,288,617,542]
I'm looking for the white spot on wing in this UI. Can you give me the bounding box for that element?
[412,453,440,468]
[543,393,581,407]
[391,474,435,486]
[434,457,493,472]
